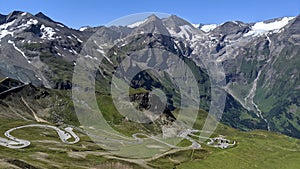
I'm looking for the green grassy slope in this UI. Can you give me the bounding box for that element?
[0,111,299,169]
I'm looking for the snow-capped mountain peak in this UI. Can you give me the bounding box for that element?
[244,17,295,37]
[200,24,218,32]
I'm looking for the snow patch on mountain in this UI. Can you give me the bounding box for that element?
[40,25,56,40]
[0,20,16,30]
[0,30,14,40]
[0,20,16,40]
[200,24,218,32]
[27,19,38,25]
[192,24,200,28]
[57,24,64,28]
[16,19,38,30]
[8,40,31,63]
[244,17,295,37]
[127,19,147,28]
[79,27,88,31]
[72,34,83,43]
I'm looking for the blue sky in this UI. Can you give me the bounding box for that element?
[0,0,299,28]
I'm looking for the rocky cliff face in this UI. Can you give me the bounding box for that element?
[0,11,299,138]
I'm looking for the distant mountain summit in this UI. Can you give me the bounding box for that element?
[35,12,55,22]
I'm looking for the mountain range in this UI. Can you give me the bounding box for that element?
[0,11,300,140]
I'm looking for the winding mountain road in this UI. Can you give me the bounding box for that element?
[0,124,80,149]
[0,123,234,151]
